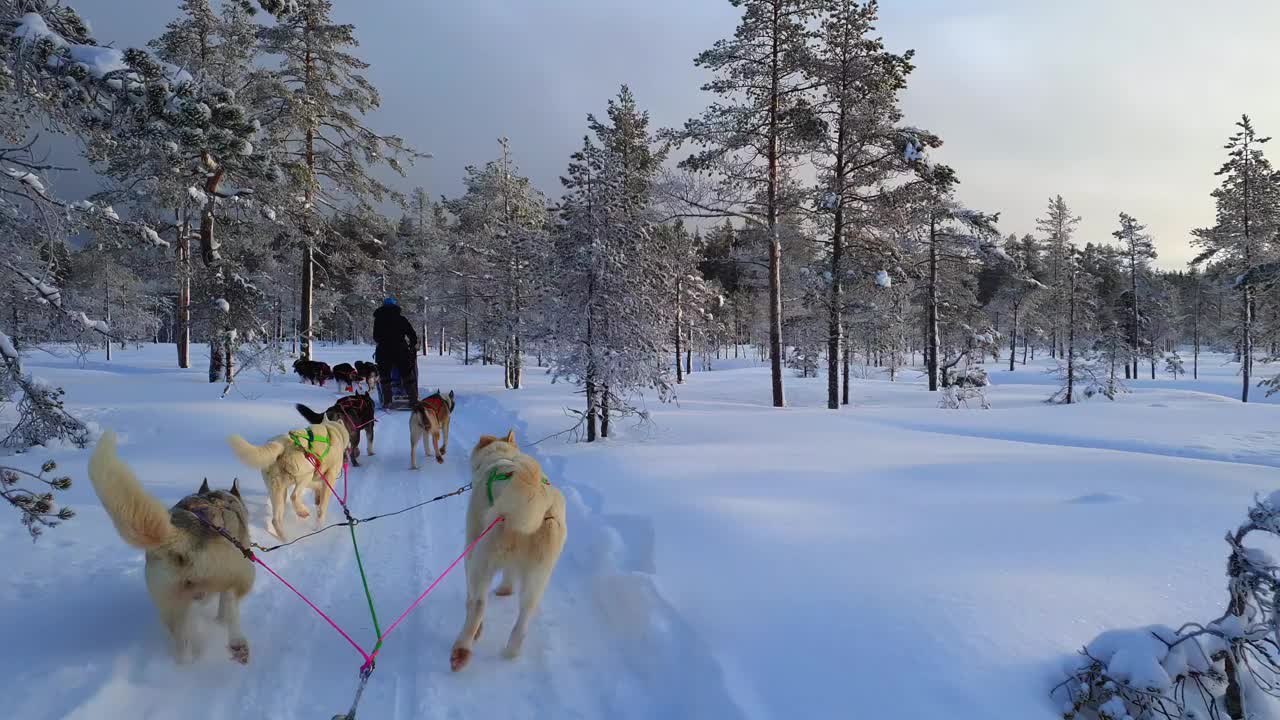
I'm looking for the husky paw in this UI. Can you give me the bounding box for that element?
[229,639,250,665]
[501,644,521,661]
[450,646,471,672]
[494,585,513,597]
[436,456,444,464]
[295,507,311,519]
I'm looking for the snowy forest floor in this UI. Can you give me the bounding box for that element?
[3,344,1280,719]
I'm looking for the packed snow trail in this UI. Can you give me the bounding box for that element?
[0,349,744,720]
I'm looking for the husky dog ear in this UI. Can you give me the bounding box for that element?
[199,478,211,494]
[230,478,242,499]
[504,429,516,445]
[474,434,499,451]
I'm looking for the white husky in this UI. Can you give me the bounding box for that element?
[450,430,567,671]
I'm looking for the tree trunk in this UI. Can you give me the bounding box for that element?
[841,327,850,406]
[926,215,940,391]
[675,278,684,384]
[104,282,112,361]
[1242,285,1252,402]
[1193,277,1200,380]
[1066,271,1076,404]
[685,325,692,377]
[765,2,785,408]
[600,385,611,438]
[1008,304,1017,372]
[299,243,314,360]
[176,210,191,368]
[585,379,597,442]
[1129,246,1140,380]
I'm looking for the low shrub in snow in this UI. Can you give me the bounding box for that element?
[1056,492,1280,719]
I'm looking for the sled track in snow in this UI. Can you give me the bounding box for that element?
[12,374,745,720]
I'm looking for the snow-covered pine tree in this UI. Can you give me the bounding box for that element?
[1193,115,1280,403]
[668,0,825,409]
[991,234,1046,371]
[551,87,674,440]
[444,140,549,388]
[1111,212,1155,380]
[1035,195,1081,358]
[902,165,1002,390]
[809,0,925,409]
[258,0,420,360]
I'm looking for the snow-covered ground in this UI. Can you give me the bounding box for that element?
[3,344,1279,719]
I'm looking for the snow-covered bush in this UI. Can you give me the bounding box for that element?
[1056,492,1280,719]
[939,361,990,409]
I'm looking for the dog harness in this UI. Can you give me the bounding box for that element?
[418,393,448,418]
[289,427,331,461]
[485,467,551,506]
[336,395,375,430]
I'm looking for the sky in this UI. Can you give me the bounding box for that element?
[62,0,1280,268]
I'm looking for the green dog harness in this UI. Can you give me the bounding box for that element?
[289,427,331,461]
[485,466,551,506]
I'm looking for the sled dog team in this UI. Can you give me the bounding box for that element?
[86,382,568,674]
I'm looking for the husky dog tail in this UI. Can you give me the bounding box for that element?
[489,455,554,535]
[295,403,327,424]
[88,430,175,549]
[227,434,286,469]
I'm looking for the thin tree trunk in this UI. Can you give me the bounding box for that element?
[1008,304,1017,372]
[1193,278,1200,380]
[1066,271,1076,404]
[104,282,112,361]
[765,1,785,408]
[927,214,940,391]
[176,209,191,368]
[600,385,611,438]
[1242,285,1252,402]
[675,278,684,384]
[685,325,692,377]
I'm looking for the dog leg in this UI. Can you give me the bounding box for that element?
[503,569,552,661]
[494,572,514,597]
[269,480,289,540]
[349,433,361,467]
[314,481,331,526]
[291,481,311,519]
[432,428,443,464]
[159,599,196,664]
[367,423,376,457]
[442,416,450,457]
[217,591,250,665]
[409,424,420,470]
[451,561,495,672]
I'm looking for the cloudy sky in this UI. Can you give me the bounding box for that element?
[74,0,1280,268]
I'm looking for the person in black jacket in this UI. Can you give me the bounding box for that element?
[373,297,418,408]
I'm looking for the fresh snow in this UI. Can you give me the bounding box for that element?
[2,345,1279,719]
[875,269,892,288]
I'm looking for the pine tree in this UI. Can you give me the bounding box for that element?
[444,140,548,387]
[670,0,825,408]
[1112,212,1155,379]
[1193,115,1280,402]
[551,87,675,439]
[810,0,923,409]
[259,0,419,359]
[1035,195,1081,358]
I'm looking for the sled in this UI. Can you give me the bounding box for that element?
[379,362,418,411]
